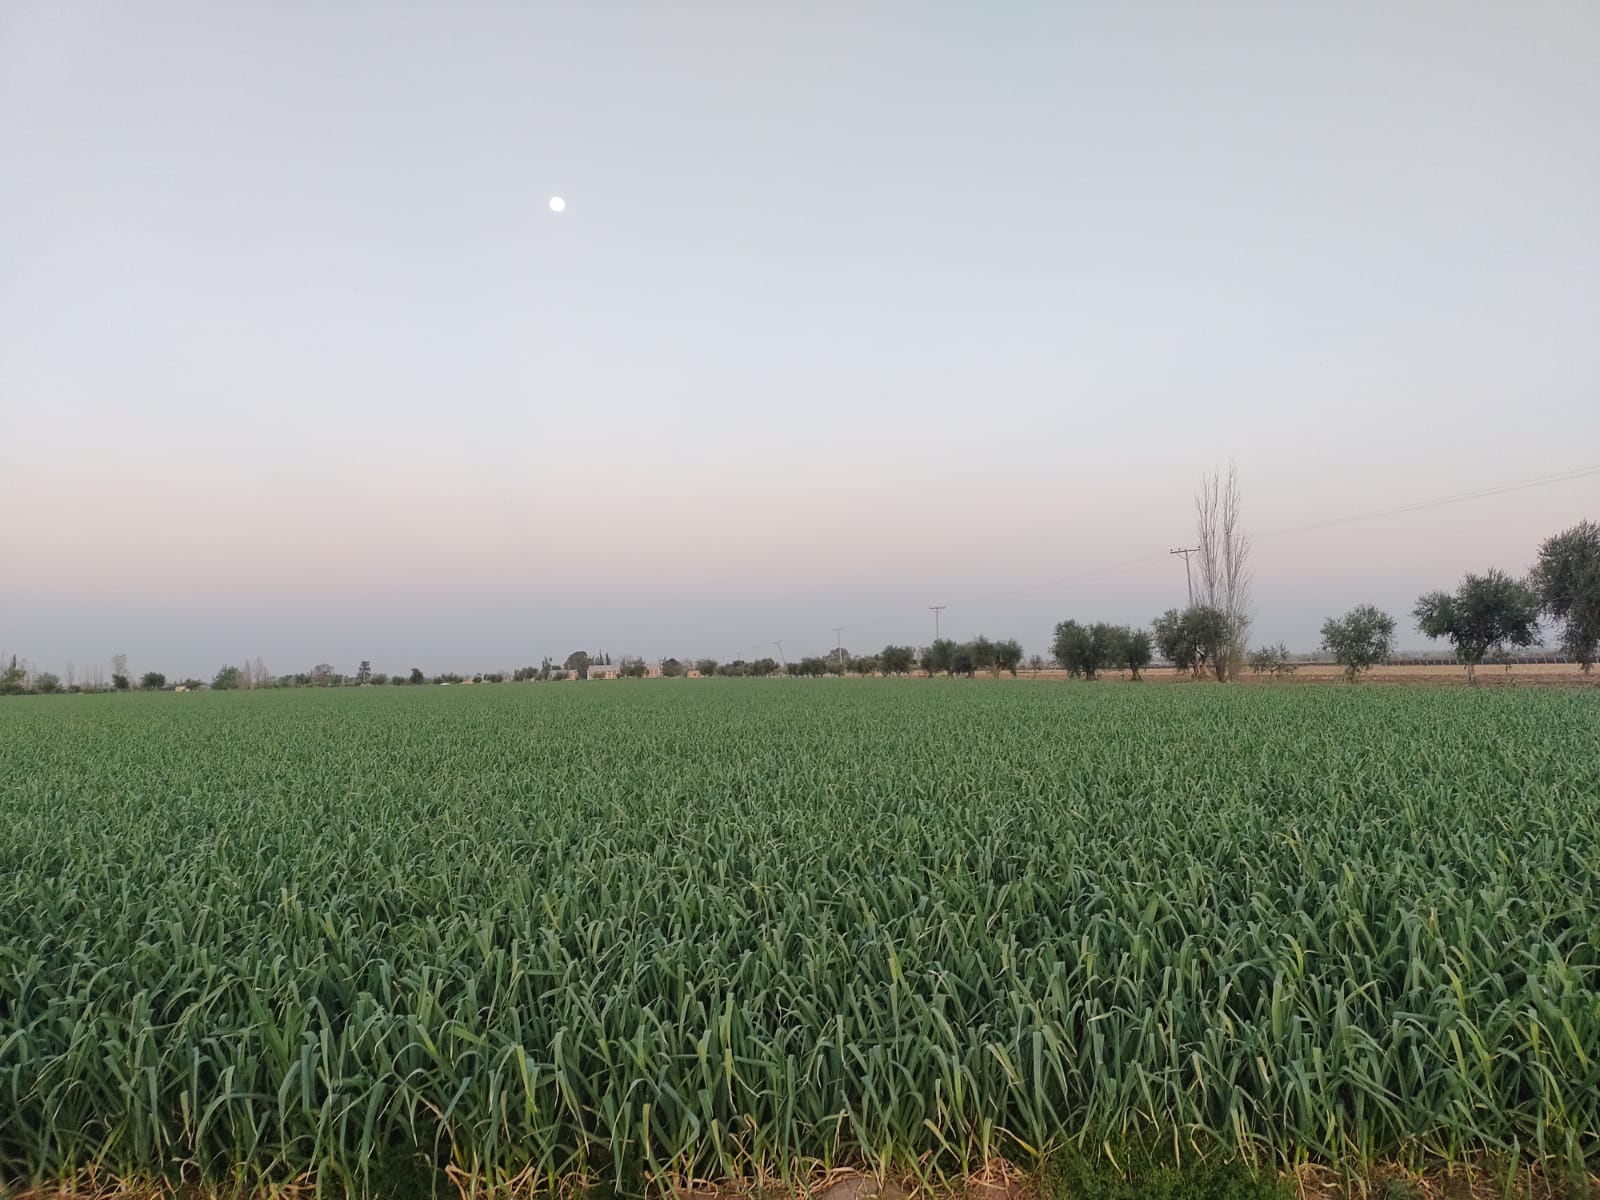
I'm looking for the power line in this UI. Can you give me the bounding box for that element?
[1256,463,1600,541]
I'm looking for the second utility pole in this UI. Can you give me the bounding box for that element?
[929,605,946,641]
[1169,547,1199,606]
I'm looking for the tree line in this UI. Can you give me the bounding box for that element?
[1118,517,1597,684]
[4,516,1595,696]
[1318,518,1597,682]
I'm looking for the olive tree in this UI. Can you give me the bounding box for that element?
[1320,605,1395,681]
[994,638,1024,676]
[1414,569,1540,683]
[949,643,977,677]
[920,639,957,676]
[968,636,998,676]
[1153,606,1228,678]
[878,645,917,675]
[1052,621,1124,680]
[1122,629,1153,680]
[1152,610,1197,675]
[1531,519,1600,672]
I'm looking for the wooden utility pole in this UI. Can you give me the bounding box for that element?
[1169,548,1199,606]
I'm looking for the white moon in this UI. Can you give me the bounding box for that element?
[548,196,566,213]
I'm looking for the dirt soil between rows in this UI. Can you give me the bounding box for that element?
[13,1159,1600,1200]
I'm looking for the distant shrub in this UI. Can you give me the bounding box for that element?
[1249,643,1297,679]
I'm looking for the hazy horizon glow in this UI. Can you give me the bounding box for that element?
[3,2,1597,678]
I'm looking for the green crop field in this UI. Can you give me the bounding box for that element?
[2,681,1598,1196]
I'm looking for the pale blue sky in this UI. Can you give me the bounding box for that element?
[2,2,1597,676]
